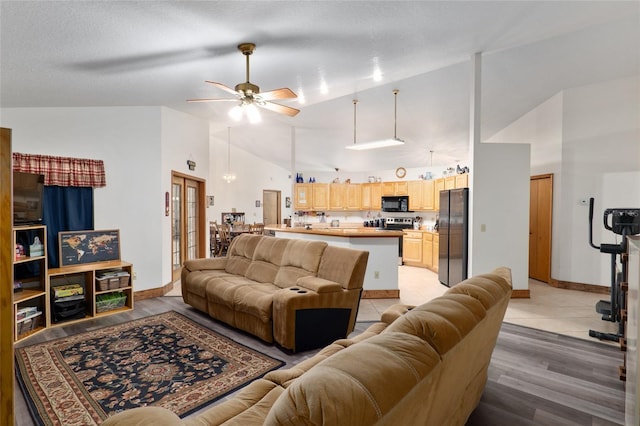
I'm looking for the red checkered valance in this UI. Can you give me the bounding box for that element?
[12,153,106,187]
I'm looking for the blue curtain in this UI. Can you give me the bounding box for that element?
[43,186,94,268]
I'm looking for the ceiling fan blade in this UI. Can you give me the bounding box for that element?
[186,98,238,103]
[205,81,240,96]
[259,101,300,117]
[259,87,297,101]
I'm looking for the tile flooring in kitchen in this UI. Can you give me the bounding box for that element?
[358,265,618,342]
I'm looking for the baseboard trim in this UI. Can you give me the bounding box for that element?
[362,289,400,299]
[549,278,609,294]
[511,289,530,299]
[134,281,175,301]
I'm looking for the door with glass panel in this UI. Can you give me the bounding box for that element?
[172,173,206,282]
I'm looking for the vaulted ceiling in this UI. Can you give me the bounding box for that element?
[1,1,638,172]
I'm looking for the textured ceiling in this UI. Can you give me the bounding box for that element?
[1,1,638,172]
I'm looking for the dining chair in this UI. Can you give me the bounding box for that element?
[250,223,264,235]
[217,224,231,257]
[209,222,219,256]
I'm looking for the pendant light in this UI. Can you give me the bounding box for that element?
[222,127,236,183]
[346,89,405,150]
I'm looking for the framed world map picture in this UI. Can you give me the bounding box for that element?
[59,229,121,267]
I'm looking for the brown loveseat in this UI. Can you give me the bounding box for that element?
[181,233,369,352]
[103,267,512,426]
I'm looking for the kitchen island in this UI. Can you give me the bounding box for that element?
[265,225,403,298]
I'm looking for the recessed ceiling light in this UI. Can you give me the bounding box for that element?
[320,80,328,95]
[373,67,383,82]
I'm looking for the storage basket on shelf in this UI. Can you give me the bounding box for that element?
[96,270,130,291]
[96,292,127,313]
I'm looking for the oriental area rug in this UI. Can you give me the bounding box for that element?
[15,311,284,426]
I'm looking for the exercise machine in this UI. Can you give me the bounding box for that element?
[588,197,640,342]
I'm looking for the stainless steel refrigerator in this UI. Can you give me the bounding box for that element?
[438,187,469,286]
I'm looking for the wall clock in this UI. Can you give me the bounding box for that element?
[395,167,406,179]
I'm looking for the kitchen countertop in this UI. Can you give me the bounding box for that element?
[265,225,404,238]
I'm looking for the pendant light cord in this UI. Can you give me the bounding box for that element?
[353,99,358,145]
[227,127,231,172]
[393,89,399,140]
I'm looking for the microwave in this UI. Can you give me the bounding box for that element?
[381,196,410,212]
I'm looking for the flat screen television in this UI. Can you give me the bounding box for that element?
[13,171,45,225]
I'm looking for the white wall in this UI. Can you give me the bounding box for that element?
[560,76,640,286]
[1,106,210,292]
[469,143,531,290]
[160,107,210,286]
[207,134,293,227]
[485,75,640,287]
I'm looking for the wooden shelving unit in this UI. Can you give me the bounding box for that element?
[12,224,48,342]
[47,260,134,326]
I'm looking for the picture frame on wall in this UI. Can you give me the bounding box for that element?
[59,229,121,267]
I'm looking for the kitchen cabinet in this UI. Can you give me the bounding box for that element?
[408,181,423,211]
[361,183,382,210]
[422,232,434,268]
[402,230,423,266]
[13,225,48,342]
[444,176,456,190]
[455,173,469,188]
[293,183,313,210]
[382,181,408,196]
[344,184,361,210]
[329,183,345,210]
[422,179,435,211]
[433,233,439,272]
[312,183,330,210]
[434,178,445,210]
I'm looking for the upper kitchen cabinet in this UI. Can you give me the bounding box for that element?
[455,173,469,188]
[329,183,345,210]
[344,184,362,210]
[421,179,435,211]
[311,183,329,210]
[382,181,408,196]
[408,181,423,211]
[361,183,382,210]
[293,183,313,210]
[434,178,445,210]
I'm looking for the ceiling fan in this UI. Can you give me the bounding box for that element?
[187,43,300,119]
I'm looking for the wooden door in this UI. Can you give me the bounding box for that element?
[263,190,281,226]
[171,173,205,282]
[529,174,553,282]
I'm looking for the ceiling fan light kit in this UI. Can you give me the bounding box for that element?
[345,89,405,151]
[187,42,299,123]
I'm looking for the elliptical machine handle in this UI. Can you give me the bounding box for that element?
[589,197,600,250]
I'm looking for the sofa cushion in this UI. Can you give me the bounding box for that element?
[244,237,290,283]
[224,234,262,276]
[273,239,327,288]
[233,283,281,322]
[384,294,486,355]
[265,332,442,425]
[205,276,260,309]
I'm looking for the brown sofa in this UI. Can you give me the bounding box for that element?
[103,267,512,426]
[181,233,369,352]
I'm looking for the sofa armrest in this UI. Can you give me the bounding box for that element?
[183,257,227,272]
[380,303,416,325]
[296,276,343,293]
[272,287,362,351]
[102,407,184,426]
